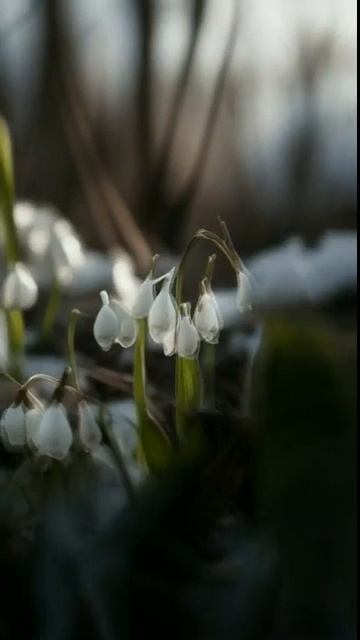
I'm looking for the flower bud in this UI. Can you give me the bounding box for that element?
[194,281,223,344]
[131,276,155,319]
[148,276,178,343]
[0,403,27,449]
[93,290,120,351]
[177,304,200,359]
[236,270,253,312]
[35,403,73,460]
[110,299,137,348]
[1,262,38,310]
[78,400,102,451]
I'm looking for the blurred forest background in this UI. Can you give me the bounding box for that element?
[0,0,357,278]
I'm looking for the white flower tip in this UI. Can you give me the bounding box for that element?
[100,290,110,306]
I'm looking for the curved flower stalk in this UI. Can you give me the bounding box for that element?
[194,279,223,344]
[1,262,38,310]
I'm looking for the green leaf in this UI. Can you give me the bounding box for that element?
[133,319,171,472]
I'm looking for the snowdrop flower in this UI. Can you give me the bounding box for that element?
[50,219,84,285]
[1,262,38,310]
[0,402,27,449]
[162,323,178,356]
[194,280,223,344]
[93,290,119,351]
[110,299,137,348]
[132,275,155,319]
[78,400,102,451]
[148,272,178,343]
[236,270,253,312]
[25,406,44,451]
[34,403,73,460]
[177,303,200,359]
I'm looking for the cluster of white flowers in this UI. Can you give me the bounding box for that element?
[0,390,102,460]
[93,261,253,358]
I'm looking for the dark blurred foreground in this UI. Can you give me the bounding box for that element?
[0,316,356,640]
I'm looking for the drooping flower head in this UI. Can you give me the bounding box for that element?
[93,290,119,351]
[177,302,200,359]
[236,269,253,312]
[1,262,38,310]
[34,402,73,460]
[148,268,178,344]
[111,299,137,348]
[194,278,223,344]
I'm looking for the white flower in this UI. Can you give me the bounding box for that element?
[194,281,223,344]
[0,403,27,449]
[110,299,137,348]
[50,219,84,285]
[78,400,102,451]
[148,275,178,343]
[236,270,253,312]
[131,276,155,319]
[1,262,38,310]
[162,324,178,356]
[34,403,73,460]
[177,304,200,359]
[25,407,44,451]
[93,290,119,351]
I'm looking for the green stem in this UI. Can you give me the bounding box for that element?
[42,274,62,341]
[5,310,24,380]
[67,309,81,392]
[0,118,25,378]
[133,318,170,471]
[0,118,19,265]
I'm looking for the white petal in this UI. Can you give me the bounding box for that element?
[36,404,73,460]
[236,270,253,312]
[148,281,177,343]
[110,300,137,348]
[78,401,102,451]
[177,316,200,359]
[162,324,178,356]
[93,303,119,351]
[194,292,221,344]
[2,263,38,310]
[0,403,27,449]
[132,277,155,319]
[25,407,44,450]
